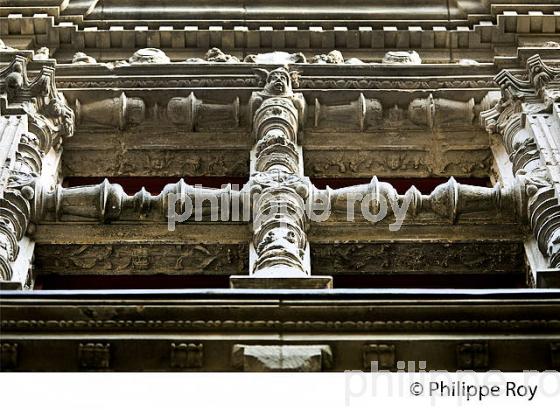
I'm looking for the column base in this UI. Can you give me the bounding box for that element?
[230,275,333,289]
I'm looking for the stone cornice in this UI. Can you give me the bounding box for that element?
[1,3,559,61]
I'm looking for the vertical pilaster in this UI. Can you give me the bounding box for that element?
[0,56,74,288]
[481,54,560,287]
[230,67,332,288]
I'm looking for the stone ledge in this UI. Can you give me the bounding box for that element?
[230,275,333,289]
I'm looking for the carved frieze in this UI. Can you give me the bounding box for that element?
[62,148,249,177]
[56,76,496,91]
[304,150,434,178]
[311,242,524,274]
[34,244,248,275]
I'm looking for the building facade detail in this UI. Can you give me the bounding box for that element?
[1,0,560,372]
[482,55,560,270]
[0,55,74,288]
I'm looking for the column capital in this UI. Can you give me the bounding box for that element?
[0,55,74,151]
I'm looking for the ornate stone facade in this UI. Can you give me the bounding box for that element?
[1,0,560,371]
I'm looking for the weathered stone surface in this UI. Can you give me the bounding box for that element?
[170,343,203,369]
[231,345,332,371]
[0,56,74,287]
[363,344,396,371]
[78,342,110,370]
[35,244,248,275]
[456,342,489,370]
[2,0,560,374]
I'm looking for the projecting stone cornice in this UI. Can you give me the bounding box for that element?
[1,6,559,65]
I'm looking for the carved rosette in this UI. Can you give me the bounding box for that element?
[481,54,560,269]
[0,57,74,283]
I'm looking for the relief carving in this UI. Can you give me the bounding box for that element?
[0,343,18,370]
[231,345,333,372]
[481,54,560,269]
[0,57,74,282]
[363,344,396,371]
[34,244,248,274]
[312,243,523,274]
[456,343,489,370]
[78,343,110,370]
[170,343,203,369]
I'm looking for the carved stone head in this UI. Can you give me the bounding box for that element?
[254,67,299,96]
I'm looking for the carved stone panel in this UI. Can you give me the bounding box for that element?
[78,343,110,370]
[170,343,203,369]
[62,148,249,177]
[0,343,18,371]
[551,343,560,370]
[231,345,333,372]
[311,242,524,274]
[363,344,396,371]
[456,342,489,370]
[35,244,248,275]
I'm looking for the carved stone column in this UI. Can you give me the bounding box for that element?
[481,54,560,286]
[0,56,74,288]
[230,67,332,288]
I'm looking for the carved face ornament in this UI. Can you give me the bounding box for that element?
[267,70,290,95]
